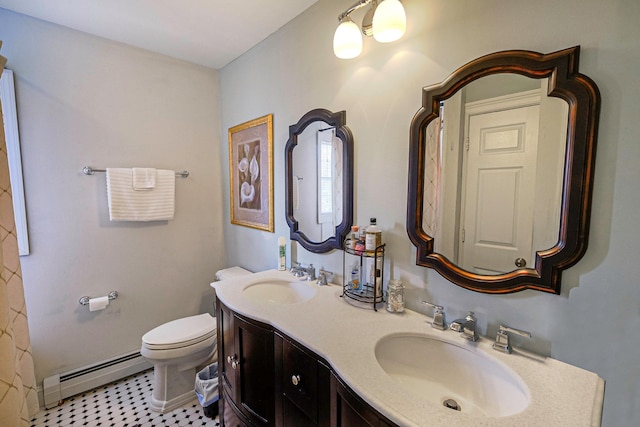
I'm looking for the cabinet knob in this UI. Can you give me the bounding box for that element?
[291,374,301,386]
[227,355,239,370]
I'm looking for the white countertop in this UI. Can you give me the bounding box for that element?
[212,269,605,427]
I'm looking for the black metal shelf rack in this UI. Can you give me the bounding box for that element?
[341,239,386,311]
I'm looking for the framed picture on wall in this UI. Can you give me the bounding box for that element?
[228,114,274,232]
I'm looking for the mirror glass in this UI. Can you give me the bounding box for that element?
[407,47,600,294]
[424,75,569,275]
[286,109,353,253]
[293,122,343,242]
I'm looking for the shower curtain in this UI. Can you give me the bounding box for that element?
[0,42,39,427]
[423,116,442,238]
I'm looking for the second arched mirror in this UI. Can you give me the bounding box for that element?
[407,46,600,294]
[286,109,354,253]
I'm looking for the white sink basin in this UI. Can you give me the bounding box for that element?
[375,333,530,417]
[242,280,316,304]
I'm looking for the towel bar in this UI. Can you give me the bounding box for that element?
[82,166,189,178]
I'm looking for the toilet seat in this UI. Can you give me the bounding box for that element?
[142,313,217,351]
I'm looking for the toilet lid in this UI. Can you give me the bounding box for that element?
[142,313,217,349]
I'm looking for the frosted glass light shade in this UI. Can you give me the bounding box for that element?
[372,0,407,43]
[333,19,363,59]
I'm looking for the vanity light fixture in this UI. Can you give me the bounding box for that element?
[333,0,406,59]
[333,16,363,59]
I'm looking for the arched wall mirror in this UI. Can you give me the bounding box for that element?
[407,46,600,294]
[286,108,354,253]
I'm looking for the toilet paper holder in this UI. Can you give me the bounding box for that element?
[79,291,118,306]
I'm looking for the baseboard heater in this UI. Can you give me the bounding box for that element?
[42,350,152,409]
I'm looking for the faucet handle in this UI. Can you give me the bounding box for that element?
[316,268,333,286]
[422,301,446,330]
[492,324,532,354]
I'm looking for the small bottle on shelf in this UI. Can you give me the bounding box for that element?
[354,226,366,255]
[365,218,382,253]
[349,262,361,291]
[349,225,359,250]
[358,224,367,241]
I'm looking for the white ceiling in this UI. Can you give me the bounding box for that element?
[0,0,319,69]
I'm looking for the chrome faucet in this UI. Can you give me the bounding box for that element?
[305,264,316,281]
[422,301,446,330]
[492,324,532,354]
[450,311,478,341]
[290,262,317,281]
[290,262,308,278]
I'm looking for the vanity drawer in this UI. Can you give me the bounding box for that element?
[282,337,319,421]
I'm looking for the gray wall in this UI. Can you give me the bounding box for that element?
[219,0,640,426]
[1,0,638,425]
[0,10,226,384]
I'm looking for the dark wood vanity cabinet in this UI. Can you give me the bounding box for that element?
[217,301,395,427]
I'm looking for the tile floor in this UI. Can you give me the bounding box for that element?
[30,369,219,426]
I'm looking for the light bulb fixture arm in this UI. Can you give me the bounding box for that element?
[338,0,373,22]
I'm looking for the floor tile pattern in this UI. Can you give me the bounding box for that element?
[30,370,219,426]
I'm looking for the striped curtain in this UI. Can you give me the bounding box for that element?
[0,41,39,427]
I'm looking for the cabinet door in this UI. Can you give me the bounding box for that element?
[218,302,275,427]
[330,373,394,427]
[222,387,253,427]
[218,302,237,394]
[235,314,275,426]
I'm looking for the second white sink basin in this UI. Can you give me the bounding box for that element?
[375,333,530,417]
[242,279,316,304]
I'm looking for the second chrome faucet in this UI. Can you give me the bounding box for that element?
[449,311,479,342]
[421,304,530,351]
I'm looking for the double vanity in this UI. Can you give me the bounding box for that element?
[214,44,604,426]
[212,270,604,427]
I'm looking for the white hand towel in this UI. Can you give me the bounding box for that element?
[132,168,156,190]
[106,168,175,221]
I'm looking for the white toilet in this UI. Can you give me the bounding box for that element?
[141,313,217,413]
[141,266,251,413]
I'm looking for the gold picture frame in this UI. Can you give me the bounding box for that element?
[229,114,274,232]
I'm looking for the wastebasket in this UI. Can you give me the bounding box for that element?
[195,362,219,418]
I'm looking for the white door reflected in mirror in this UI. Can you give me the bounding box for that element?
[424,76,567,275]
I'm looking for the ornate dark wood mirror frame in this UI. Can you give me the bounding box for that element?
[407,46,600,294]
[285,108,354,253]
